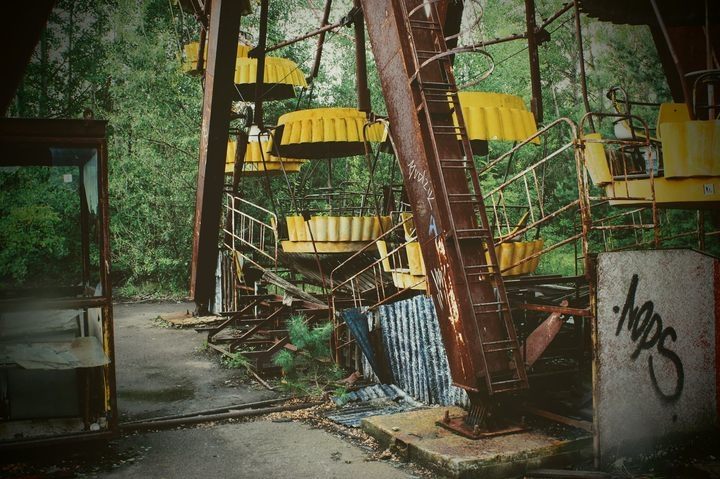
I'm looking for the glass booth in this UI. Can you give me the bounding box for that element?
[0,119,117,446]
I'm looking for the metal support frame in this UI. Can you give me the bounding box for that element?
[310,0,334,80]
[648,0,694,118]
[0,118,118,446]
[190,0,245,313]
[525,0,544,123]
[251,0,269,128]
[353,0,371,112]
[361,1,528,419]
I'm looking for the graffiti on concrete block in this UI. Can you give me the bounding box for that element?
[614,274,685,403]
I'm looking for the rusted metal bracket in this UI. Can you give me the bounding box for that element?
[436,409,527,439]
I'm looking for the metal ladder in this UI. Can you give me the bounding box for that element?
[399,0,528,395]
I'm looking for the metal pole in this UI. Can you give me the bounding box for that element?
[266,20,344,53]
[573,0,594,131]
[649,0,694,119]
[310,0,333,80]
[252,0,269,128]
[353,0,371,112]
[525,0,544,123]
[705,0,716,120]
[190,0,244,313]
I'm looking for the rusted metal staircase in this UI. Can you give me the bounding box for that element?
[400,0,528,397]
[361,0,528,433]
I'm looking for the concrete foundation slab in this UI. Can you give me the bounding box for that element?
[362,407,593,479]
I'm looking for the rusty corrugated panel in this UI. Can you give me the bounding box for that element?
[327,384,421,427]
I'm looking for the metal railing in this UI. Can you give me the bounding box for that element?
[329,213,426,364]
[222,194,278,269]
[478,117,589,276]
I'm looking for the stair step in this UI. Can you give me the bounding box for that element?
[490,378,526,393]
[483,339,520,353]
[465,263,495,271]
[473,301,510,314]
[408,19,442,30]
[455,227,490,238]
[418,81,457,92]
[432,129,467,138]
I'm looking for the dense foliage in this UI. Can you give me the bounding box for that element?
[6,0,691,297]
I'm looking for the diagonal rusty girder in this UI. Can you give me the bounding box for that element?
[190,0,245,313]
[360,0,520,395]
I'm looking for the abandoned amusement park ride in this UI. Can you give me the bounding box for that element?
[1,0,719,473]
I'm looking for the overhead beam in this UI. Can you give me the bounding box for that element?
[1,1,55,116]
[190,0,244,313]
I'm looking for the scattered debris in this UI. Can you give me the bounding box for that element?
[525,469,612,478]
[157,310,223,328]
[325,384,423,427]
[120,400,322,433]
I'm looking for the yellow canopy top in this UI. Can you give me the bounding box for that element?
[182,42,251,74]
[225,128,307,176]
[182,41,307,101]
[456,91,540,147]
[274,108,386,160]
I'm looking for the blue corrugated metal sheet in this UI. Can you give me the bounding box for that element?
[369,294,468,407]
[327,384,422,427]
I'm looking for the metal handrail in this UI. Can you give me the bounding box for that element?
[222,194,278,269]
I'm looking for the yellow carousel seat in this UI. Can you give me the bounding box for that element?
[282,215,392,253]
[660,119,719,178]
[182,42,251,75]
[274,108,386,160]
[225,128,306,176]
[378,212,542,290]
[582,103,720,205]
[182,41,306,101]
[455,91,540,155]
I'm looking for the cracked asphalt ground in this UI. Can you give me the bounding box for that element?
[1,301,425,479]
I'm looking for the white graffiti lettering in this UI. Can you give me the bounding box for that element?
[430,264,449,311]
[407,160,435,208]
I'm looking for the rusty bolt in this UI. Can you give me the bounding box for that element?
[443,410,450,424]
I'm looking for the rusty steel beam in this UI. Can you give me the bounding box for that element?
[265,19,346,53]
[649,0,694,117]
[1,1,55,115]
[190,0,244,313]
[525,0,544,123]
[251,0,269,127]
[523,300,569,367]
[437,0,464,61]
[361,0,516,396]
[573,0,594,131]
[310,0,334,80]
[353,0,371,112]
